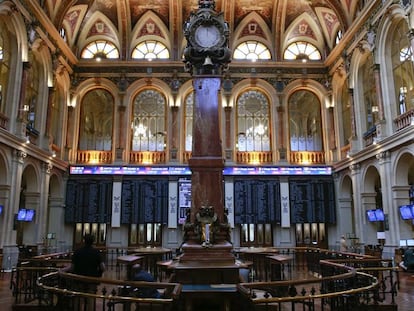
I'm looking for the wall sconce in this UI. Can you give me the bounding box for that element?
[52,151,56,158]
[25,136,30,144]
[371,105,379,113]
[346,151,350,158]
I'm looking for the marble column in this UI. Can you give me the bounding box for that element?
[188,77,224,223]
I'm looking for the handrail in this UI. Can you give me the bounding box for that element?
[11,246,400,310]
[37,271,181,303]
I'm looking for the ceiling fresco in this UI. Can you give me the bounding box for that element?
[39,0,360,60]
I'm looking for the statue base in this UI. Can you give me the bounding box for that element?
[179,240,235,264]
[168,241,250,284]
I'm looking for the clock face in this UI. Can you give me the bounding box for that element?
[194,24,221,48]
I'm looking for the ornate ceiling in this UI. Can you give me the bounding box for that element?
[36,0,361,63]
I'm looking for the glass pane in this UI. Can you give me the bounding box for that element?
[249,224,255,242]
[288,90,323,151]
[132,41,169,59]
[237,90,270,152]
[257,224,264,244]
[138,224,145,244]
[132,90,166,151]
[284,41,321,61]
[146,223,153,242]
[130,224,137,244]
[242,224,248,242]
[233,41,271,60]
[79,89,114,151]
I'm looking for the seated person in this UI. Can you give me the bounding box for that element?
[399,248,414,271]
[130,264,161,298]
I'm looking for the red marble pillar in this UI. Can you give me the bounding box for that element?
[188,77,224,223]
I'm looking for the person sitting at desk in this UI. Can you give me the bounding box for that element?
[399,248,414,271]
[130,264,161,298]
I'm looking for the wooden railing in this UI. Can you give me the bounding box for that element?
[236,151,273,164]
[10,247,400,311]
[289,151,325,164]
[129,151,166,164]
[36,271,182,311]
[238,248,399,311]
[77,150,113,164]
[182,151,192,163]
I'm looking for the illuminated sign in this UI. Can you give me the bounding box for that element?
[70,166,332,176]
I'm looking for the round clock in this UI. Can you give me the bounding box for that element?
[194,24,221,48]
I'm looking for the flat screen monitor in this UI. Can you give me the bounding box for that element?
[399,205,414,220]
[407,239,414,247]
[0,205,3,215]
[17,208,35,222]
[25,209,35,221]
[374,209,385,221]
[400,239,408,247]
[17,209,27,221]
[366,209,377,222]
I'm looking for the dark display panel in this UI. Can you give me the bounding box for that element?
[65,179,112,223]
[234,179,281,224]
[121,178,168,224]
[289,178,336,224]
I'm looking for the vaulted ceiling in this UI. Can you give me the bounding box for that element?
[35,0,361,64]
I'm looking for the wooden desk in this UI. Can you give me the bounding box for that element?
[181,284,238,311]
[116,255,142,279]
[267,254,294,280]
[129,247,172,280]
[236,247,279,281]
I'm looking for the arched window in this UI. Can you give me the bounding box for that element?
[236,90,270,152]
[283,41,321,61]
[184,92,193,152]
[361,54,378,131]
[289,90,323,151]
[80,40,119,60]
[132,41,170,60]
[233,41,271,61]
[0,19,10,114]
[392,19,414,115]
[78,89,114,150]
[131,90,166,151]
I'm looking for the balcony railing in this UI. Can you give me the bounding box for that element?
[394,108,414,131]
[289,151,325,164]
[363,126,377,147]
[130,151,166,164]
[0,112,9,130]
[236,151,273,164]
[77,150,113,164]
